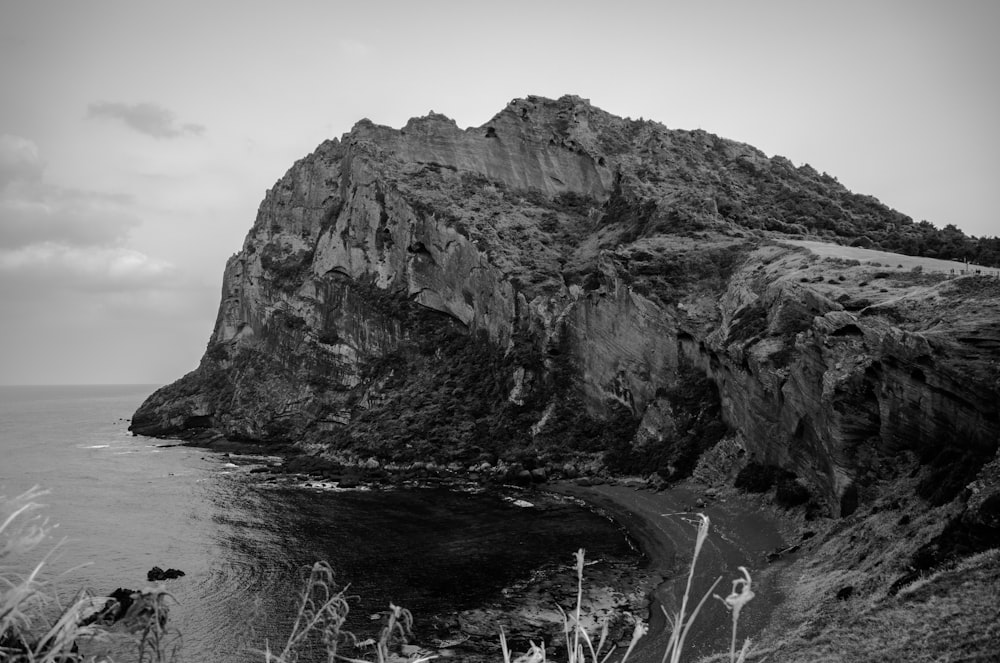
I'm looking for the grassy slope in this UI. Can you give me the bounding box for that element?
[782,238,999,275]
[750,501,1000,662]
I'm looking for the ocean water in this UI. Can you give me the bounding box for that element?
[0,385,636,661]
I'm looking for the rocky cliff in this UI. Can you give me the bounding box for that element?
[132,95,999,525]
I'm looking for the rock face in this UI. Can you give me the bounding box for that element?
[132,95,999,518]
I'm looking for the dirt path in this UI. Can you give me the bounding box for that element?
[781,239,998,276]
[551,483,786,663]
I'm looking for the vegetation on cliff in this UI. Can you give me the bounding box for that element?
[130,94,999,517]
[128,95,999,661]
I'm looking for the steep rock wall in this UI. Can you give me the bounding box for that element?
[132,96,999,519]
[679,250,1000,513]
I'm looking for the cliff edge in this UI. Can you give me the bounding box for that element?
[133,95,998,518]
[131,94,1000,660]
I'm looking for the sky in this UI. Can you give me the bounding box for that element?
[0,0,997,386]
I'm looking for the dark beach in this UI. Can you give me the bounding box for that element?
[223,447,790,662]
[553,482,787,663]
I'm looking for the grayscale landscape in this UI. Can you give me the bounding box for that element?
[2,3,998,663]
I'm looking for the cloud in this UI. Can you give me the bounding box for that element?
[0,134,45,187]
[1,134,140,250]
[0,135,176,296]
[0,183,139,249]
[0,243,176,294]
[86,101,206,139]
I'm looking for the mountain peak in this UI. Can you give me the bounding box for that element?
[133,95,999,523]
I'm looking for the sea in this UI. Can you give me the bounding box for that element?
[0,384,637,662]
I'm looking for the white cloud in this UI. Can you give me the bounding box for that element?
[0,135,180,298]
[0,243,176,294]
[1,134,142,250]
[87,101,206,139]
[0,181,139,249]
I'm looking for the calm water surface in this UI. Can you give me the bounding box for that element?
[0,385,635,661]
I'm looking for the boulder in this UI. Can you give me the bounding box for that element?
[147,567,185,582]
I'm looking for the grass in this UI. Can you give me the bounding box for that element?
[1,486,177,663]
[742,489,1000,663]
[259,561,427,663]
[751,548,1000,662]
[494,515,754,663]
[3,487,753,663]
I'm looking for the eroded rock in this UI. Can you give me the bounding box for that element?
[130,95,999,522]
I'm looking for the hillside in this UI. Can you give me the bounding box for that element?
[130,95,1000,660]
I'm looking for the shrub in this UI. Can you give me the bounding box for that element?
[604,364,726,480]
[726,304,768,344]
[204,342,229,362]
[317,329,340,345]
[734,462,795,493]
[775,477,811,507]
[260,243,314,288]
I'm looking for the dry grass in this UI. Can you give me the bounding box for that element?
[753,550,1000,662]
[748,493,1000,663]
[258,561,431,663]
[496,514,754,663]
[4,487,755,663]
[1,486,177,663]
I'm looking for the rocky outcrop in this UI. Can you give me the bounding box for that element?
[147,567,185,582]
[684,249,1000,514]
[132,95,999,519]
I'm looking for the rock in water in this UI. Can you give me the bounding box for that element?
[147,566,185,581]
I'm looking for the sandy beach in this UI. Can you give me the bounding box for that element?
[551,482,788,663]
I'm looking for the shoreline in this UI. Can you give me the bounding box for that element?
[159,437,789,661]
[550,482,787,663]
